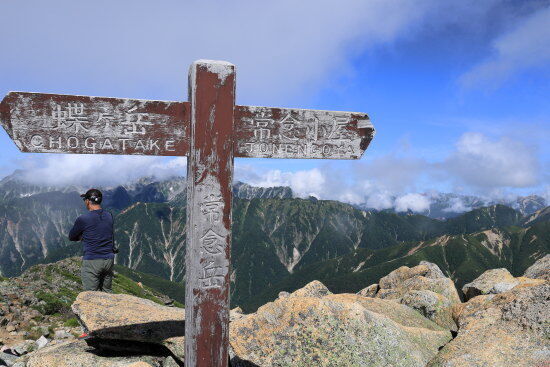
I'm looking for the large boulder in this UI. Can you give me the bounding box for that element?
[361,262,460,330]
[230,280,452,367]
[524,254,550,280]
[461,268,545,301]
[72,291,184,342]
[428,282,550,367]
[71,292,184,360]
[462,268,519,300]
[26,339,165,367]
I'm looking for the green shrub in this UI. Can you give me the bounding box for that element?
[63,318,80,327]
[35,291,65,315]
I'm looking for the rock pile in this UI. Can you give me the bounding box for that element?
[230,281,451,367]
[523,254,550,280]
[0,259,83,356]
[1,260,548,367]
[430,281,549,366]
[357,261,461,331]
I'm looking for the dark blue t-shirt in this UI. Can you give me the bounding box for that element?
[69,209,115,260]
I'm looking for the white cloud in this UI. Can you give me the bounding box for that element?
[0,1,422,103]
[442,197,472,213]
[460,5,550,88]
[363,187,395,210]
[355,153,428,193]
[0,0,502,105]
[19,155,186,187]
[289,169,326,199]
[233,131,545,211]
[441,132,540,189]
[235,166,328,199]
[394,193,431,212]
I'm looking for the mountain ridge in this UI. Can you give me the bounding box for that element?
[0,170,547,312]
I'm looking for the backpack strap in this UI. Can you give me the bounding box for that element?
[108,210,119,254]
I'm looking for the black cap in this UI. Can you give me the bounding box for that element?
[80,188,102,204]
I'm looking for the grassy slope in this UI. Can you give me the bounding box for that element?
[19,257,184,322]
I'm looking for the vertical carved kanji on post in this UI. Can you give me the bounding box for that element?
[185,60,236,367]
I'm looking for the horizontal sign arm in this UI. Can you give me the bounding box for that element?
[0,92,375,159]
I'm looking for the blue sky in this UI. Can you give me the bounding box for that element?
[1,0,549,209]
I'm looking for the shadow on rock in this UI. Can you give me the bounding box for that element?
[86,320,185,342]
[84,320,186,367]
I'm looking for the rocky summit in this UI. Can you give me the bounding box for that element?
[358,261,461,331]
[0,260,547,367]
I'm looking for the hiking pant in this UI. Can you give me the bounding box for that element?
[81,258,114,292]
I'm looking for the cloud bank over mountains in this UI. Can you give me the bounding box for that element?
[238,131,546,205]
[12,130,545,214]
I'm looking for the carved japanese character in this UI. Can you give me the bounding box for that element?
[324,116,349,140]
[199,257,225,289]
[122,106,153,135]
[200,194,224,222]
[50,103,90,132]
[246,112,273,141]
[278,114,301,141]
[96,111,115,131]
[200,228,224,255]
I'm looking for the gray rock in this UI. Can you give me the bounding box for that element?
[500,282,550,336]
[26,339,164,367]
[12,340,34,355]
[374,263,460,330]
[163,356,180,367]
[230,289,451,367]
[71,292,184,360]
[278,291,290,299]
[429,282,550,367]
[31,326,49,337]
[357,283,379,297]
[523,254,550,280]
[35,336,49,350]
[287,280,332,299]
[462,268,519,300]
[419,261,447,279]
[0,352,19,366]
[53,330,72,340]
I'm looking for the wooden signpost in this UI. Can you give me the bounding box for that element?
[0,60,375,367]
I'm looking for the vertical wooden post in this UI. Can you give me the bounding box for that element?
[185,60,236,367]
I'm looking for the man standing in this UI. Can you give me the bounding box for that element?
[69,188,115,292]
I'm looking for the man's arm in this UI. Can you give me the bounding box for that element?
[69,216,84,241]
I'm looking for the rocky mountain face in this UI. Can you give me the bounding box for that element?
[248,210,548,311]
[0,171,547,313]
[1,259,547,367]
[232,181,293,200]
[355,192,547,219]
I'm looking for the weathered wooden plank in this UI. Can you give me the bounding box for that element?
[0,92,189,156]
[1,92,374,159]
[185,60,235,367]
[234,105,374,159]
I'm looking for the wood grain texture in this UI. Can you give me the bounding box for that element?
[233,105,374,159]
[0,92,188,156]
[1,93,374,159]
[185,60,235,367]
